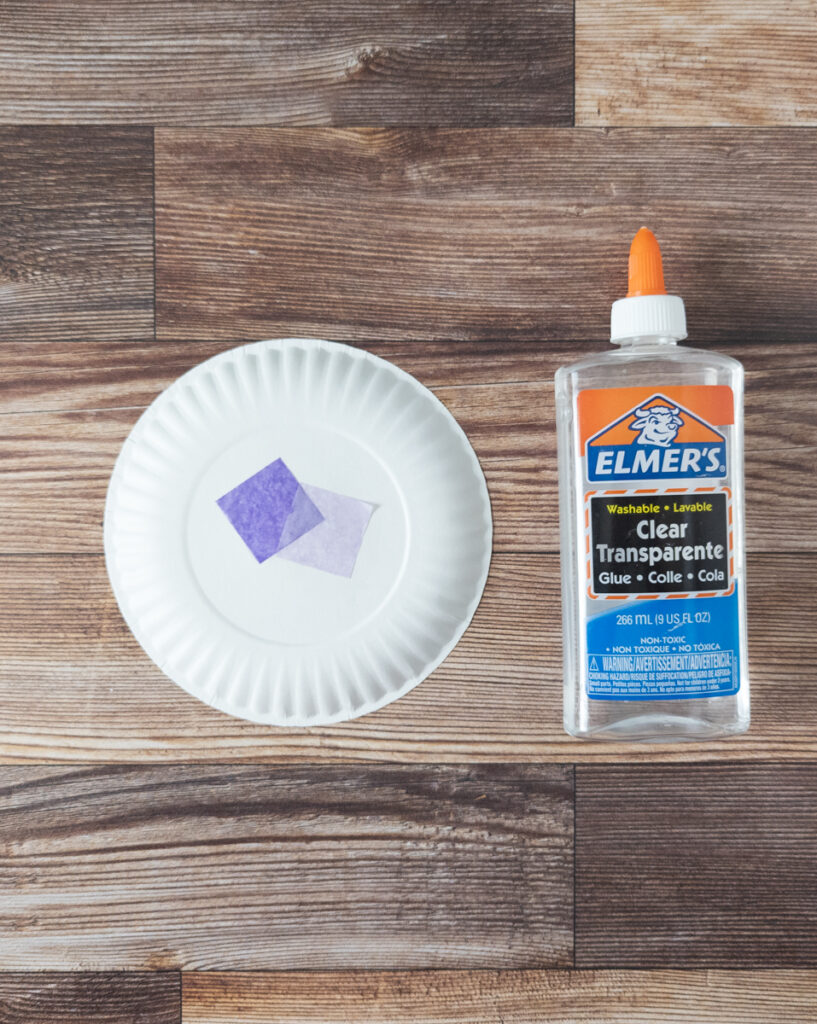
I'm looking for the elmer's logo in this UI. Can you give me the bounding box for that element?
[587,394,726,482]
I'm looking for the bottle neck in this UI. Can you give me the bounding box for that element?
[613,334,680,348]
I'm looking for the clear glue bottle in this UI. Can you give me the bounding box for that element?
[555,228,749,740]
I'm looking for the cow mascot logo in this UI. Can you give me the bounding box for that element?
[584,393,727,481]
[629,403,683,447]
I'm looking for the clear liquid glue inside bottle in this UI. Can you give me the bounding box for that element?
[555,228,749,741]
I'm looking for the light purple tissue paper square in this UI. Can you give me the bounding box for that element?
[216,458,324,563]
[277,484,375,577]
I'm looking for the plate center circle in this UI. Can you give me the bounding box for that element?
[186,421,409,646]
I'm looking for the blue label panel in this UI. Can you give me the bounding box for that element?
[587,442,726,482]
[586,593,740,700]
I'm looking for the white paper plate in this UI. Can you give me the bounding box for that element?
[105,339,492,726]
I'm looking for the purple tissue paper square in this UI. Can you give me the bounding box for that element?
[216,458,324,563]
[277,484,375,577]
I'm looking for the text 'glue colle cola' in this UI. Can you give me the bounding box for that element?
[555,228,749,740]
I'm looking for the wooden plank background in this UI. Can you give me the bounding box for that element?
[0,973,179,1024]
[576,764,817,966]
[0,337,815,763]
[0,128,154,342]
[0,765,572,970]
[1,552,813,763]
[2,3,817,1020]
[182,970,817,1023]
[155,128,817,344]
[5,968,817,1022]
[576,1,817,126]
[2,340,815,554]
[0,1,573,126]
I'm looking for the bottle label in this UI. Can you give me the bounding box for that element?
[577,385,740,700]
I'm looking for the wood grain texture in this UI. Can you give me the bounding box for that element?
[0,764,572,969]
[0,411,547,555]
[5,338,816,418]
[0,340,814,764]
[155,128,817,343]
[576,1,817,126]
[0,1,572,126]
[0,973,179,1023]
[0,552,812,763]
[1,340,814,555]
[182,968,817,1023]
[576,763,817,966]
[3,339,566,411]
[0,552,555,761]
[0,128,154,342]
[12,429,812,553]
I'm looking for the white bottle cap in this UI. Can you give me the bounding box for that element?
[611,293,687,343]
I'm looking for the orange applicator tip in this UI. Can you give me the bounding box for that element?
[627,226,667,297]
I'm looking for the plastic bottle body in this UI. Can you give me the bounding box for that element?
[556,339,750,741]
